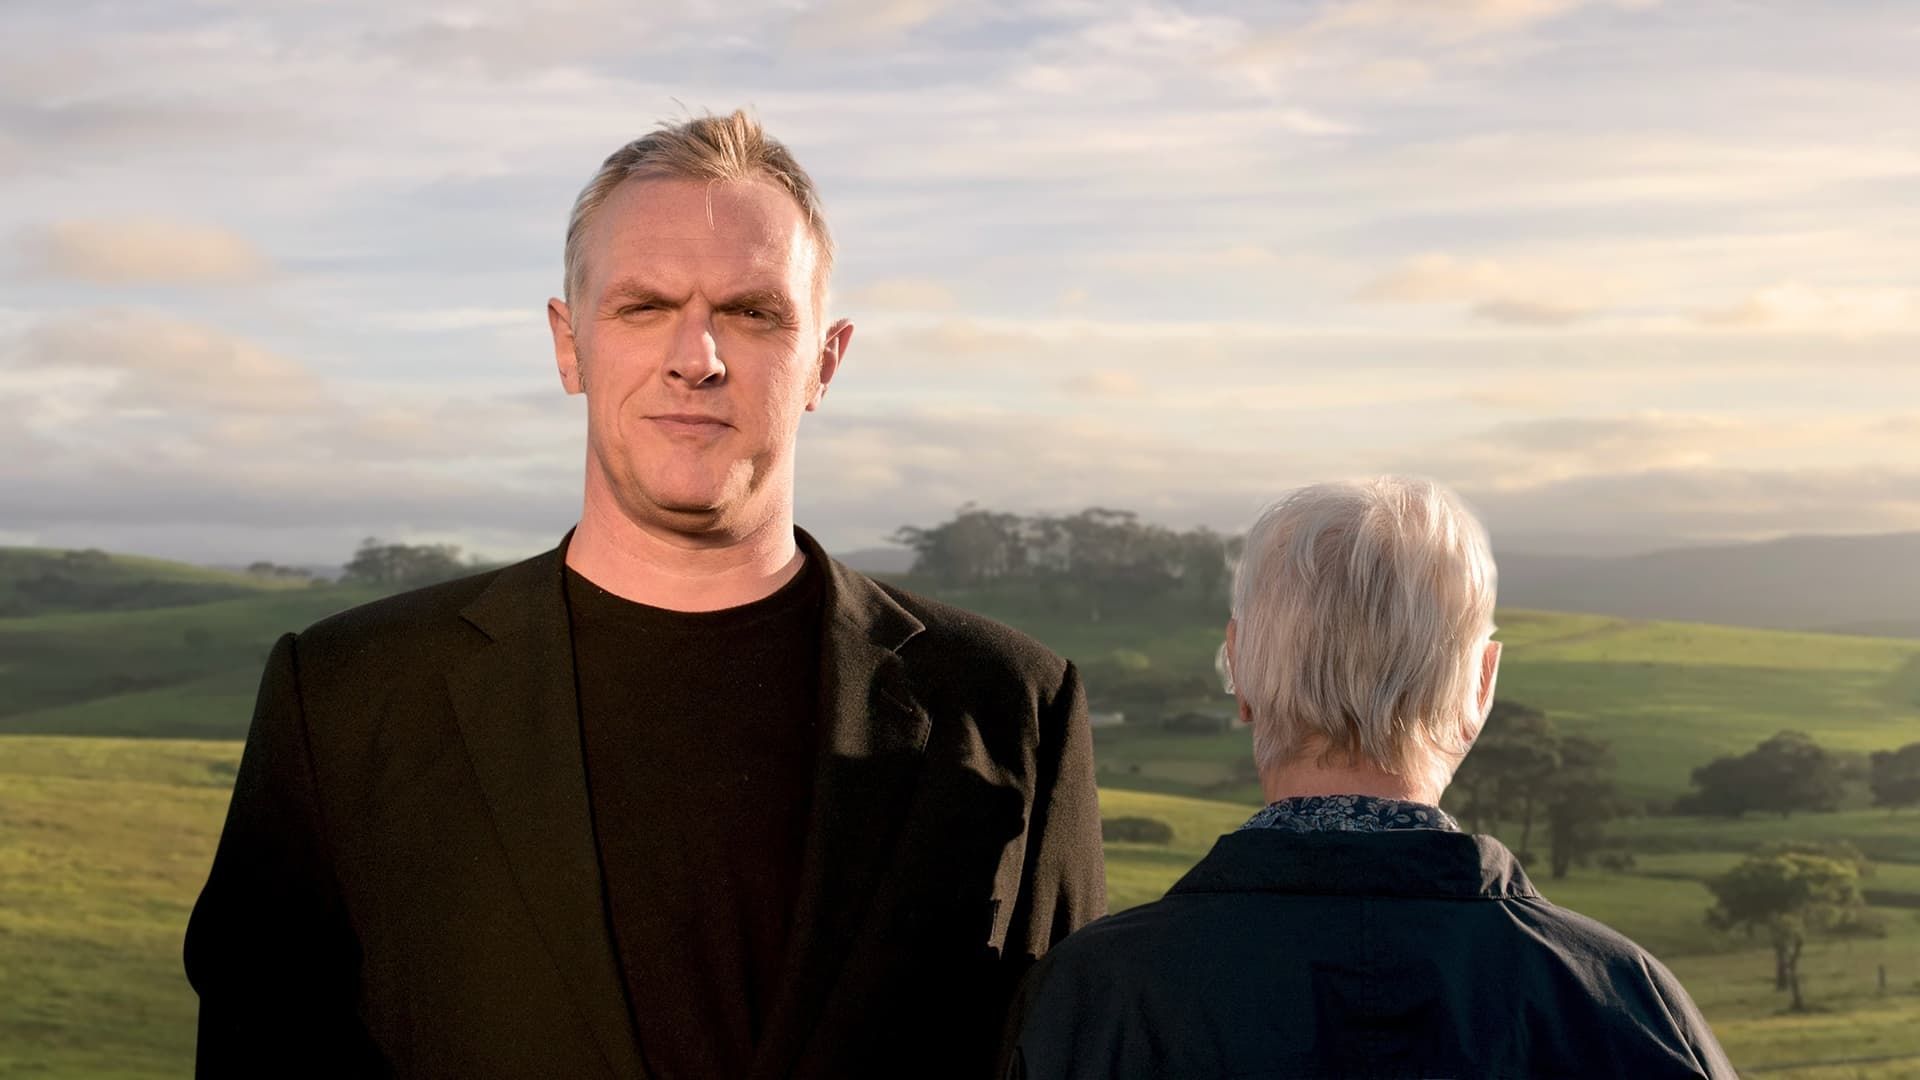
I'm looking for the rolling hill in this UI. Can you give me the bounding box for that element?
[0,546,312,618]
[1496,531,1920,638]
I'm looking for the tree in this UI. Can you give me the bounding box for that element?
[1869,742,1920,813]
[341,538,471,591]
[1450,701,1559,857]
[1706,850,1864,1011]
[1746,731,1846,817]
[1679,730,1845,818]
[1544,735,1625,880]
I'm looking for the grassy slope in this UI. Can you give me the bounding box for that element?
[1066,608,1920,803]
[0,737,237,1079]
[6,568,1917,800]
[0,547,311,619]
[0,586,383,734]
[7,740,1920,1078]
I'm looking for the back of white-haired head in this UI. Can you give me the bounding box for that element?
[1229,476,1498,789]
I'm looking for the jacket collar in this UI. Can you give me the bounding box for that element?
[1170,828,1540,902]
[447,525,931,1080]
[748,526,930,1080]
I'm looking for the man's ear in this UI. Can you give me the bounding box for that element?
[549,298,585,395]
[807,318,854,411]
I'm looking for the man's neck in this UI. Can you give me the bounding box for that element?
[566,499,806,613]
[1259,753,1446,807]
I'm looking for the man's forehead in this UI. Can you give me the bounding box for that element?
[595,176,811,264]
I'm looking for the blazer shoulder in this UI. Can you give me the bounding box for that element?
[876,579,1070,688]
[291,563,509,668]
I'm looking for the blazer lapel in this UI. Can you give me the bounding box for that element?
[445,538,645,1080]
[750,535,931,1080]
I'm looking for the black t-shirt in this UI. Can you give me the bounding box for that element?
[564,553,825,1080]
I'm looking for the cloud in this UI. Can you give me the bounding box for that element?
[1465,465,1920,541]
[9,310,324,414]
[839,277,959,312]
[1696,283,1920,337]
[788,0,955,47]
[1059,370,1146,398]
[1357,253,1619,326]
[17,218,272,285]
[371,307,543,332]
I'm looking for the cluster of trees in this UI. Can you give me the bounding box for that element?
[339,539,493,591]
[1444,701,1626,879]
[1676,731,1920,817]
[894,506,1237,619]
[1869,742,1920,812]
[243,561,315,582]
[1706,841,1882,1012]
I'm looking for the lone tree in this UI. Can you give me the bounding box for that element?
[1706,849,1865,1011]
[1869,742,1920,813]
[1680,730,1846,818]
[1543,735,1625,880]
[1446,703,1623,875]
[1448,701,1558,857]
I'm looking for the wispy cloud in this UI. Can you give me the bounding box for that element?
[0,0,1913,561]
[16,218,271,285]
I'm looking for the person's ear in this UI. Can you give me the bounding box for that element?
[1477,639,1503,718]
[1225,619,1253,726]
[807,318,853,410]
[1461,638,1503,746]
[549,299,585,395]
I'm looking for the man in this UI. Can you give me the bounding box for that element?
[1003,477,1735,1079]
[185,111,1105,1080]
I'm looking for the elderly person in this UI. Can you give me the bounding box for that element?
[1003,477,1735,1079]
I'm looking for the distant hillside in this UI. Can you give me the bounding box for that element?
[1496,532,1920,637]
[837,546,915,575]
[0,547,310,618]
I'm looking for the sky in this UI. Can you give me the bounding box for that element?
[2,0,1918,567]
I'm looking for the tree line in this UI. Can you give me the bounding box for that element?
[1678,729,1920,816]
[893,505,1238,620]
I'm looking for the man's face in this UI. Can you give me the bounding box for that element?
[548,176,850,538]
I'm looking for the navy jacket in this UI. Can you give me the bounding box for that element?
[1005,828,1736,1079]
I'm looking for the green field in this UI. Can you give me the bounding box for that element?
[6,551,1920,1077]
[1062,609,1920,805]
[6,737,1919,1079]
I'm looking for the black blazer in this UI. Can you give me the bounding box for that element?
[185,530,1106,1079]
[1005,828,1737,1080]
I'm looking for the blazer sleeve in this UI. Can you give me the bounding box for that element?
[182,632,389,1078]
[1004,660,1107,962]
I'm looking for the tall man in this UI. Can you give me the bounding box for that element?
[185,111,1106,1080]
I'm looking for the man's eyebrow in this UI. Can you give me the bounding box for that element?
[714,289,796,315]
[601,279,680,307]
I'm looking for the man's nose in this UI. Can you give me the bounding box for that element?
[665,312,726,386]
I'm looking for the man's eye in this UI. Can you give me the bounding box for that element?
[741,309,767,321]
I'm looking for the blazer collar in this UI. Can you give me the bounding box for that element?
[446,528,640,1080]
[749,527,931,1080]
[449,526,933,1080]
[1170,828,1540,902]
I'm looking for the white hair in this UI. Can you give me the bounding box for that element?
[1228,476,1498,787]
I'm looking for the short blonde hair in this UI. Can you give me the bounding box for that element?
[1229,476,1498,784]
[563,109,834,310]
